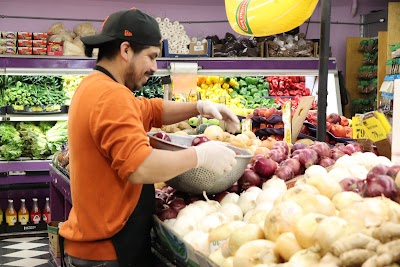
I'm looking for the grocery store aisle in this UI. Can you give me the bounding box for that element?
[0,237,50,266]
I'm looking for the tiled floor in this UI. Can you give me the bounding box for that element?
[0,237,50,266]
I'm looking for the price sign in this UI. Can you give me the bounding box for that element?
[362,116,388,142]
[352,116,367,139]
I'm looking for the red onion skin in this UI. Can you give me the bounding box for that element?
[157,207,178,221]
[365,174,399,201]
[274,166,295,181]
[367,164,390,180]
[339,177,366,195]
[331,149,345,161]
[352,143,364,153]
[155,198,165,213]
[254,158,278,177]
[387,165,400,179]
[280,158,302,176]
[168,198,187,213]
[342,144,357,155]
[153,132,171,142]
[319,157,336,168]
[310,141,332,158]
[250,154,266,164]
[191,136,210,146]
[273,141,289,154]
[292,149,319,168]
[155,191,171,203]
[227,182,241,194]
[238,169,261,188]
[291,142,307,153]
[268,149,287,163]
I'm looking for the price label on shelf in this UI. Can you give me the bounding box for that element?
[352,116,367,139]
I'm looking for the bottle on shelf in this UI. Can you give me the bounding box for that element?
[30,198,41,224]
[42,197,51,224]
[6,200,17,226]
[18,199,29,225]
[0,207,3,225]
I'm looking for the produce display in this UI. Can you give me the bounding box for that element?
[0,121,67,160]
[154,149,400,267]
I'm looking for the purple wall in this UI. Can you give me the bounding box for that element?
[0,0,390,73]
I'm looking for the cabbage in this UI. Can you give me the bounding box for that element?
[0,123,23,160]
[46,121,68,154]
[18,122,50,159]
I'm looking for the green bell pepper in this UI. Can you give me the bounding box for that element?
[238,80,247,87]
[250,88,258,96]
[239,87,248,95]
[261,89,269,97]
[257,84,264,91]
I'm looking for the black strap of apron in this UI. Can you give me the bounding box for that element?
[94,65,118,82]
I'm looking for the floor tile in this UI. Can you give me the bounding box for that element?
[3,243,47,250]
[3,250,49,258]
[3,258,48,266]
[1,237,46,243]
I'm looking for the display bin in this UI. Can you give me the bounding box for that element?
[152,215,217,267]
[163,39,212,58]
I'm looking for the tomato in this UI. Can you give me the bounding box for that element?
[344,126,352,138]
[340,116,349,127]
[263,108,274,119]
[274,122,284,128]
[330,124,346,138]
[326,121,333,131]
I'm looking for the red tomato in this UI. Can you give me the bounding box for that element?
[340,116,349,127]
[330,124,346,138]
[274,122,284,128]
[344,126,352,138]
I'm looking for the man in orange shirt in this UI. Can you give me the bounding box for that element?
[59,8,240,267]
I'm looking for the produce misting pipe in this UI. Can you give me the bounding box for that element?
[316,0,332,141]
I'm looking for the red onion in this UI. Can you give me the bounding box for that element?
[155,190,171,202]
[238,169,261,188]
[268,149,287,163]
[153,132,171,142]
[339,177,366,195]
[326,113,341,124]
[227,182,240,194]
[292,149,319,168]
[331,149,345,161]
[253,157,278,177]
[367,164,390,180]
[291,142,307,153]
[185,195,202,204]
[273,141,289,154]
[352,143,364,153]
[274,166,295,181]
[162,186,175,194]
[157,207,178,221]
[214,191,229,203]
[309,141,331,158]
[250,154,266,164]
[319,157,336,168]
[191,136,210,146]
[341,144,357,155]
[364,174,399,201]
[168,198,186,213]
[155,198,165,213]
[387,165,400,179]
[280,158,301,176]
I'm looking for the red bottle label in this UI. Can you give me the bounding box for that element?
[42,213,51,223]
[31,213,41,224]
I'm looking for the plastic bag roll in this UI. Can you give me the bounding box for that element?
[163,17,170,23]
[167,22,173,28]
[169,62,198,94]
[178,25,184,31]
[173,21,180,26]
[155,17,162,23]
[159,22,166,28]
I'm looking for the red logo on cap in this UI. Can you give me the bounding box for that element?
[102,16,109,29]
[130,7,137,10]
[124,30,133,37]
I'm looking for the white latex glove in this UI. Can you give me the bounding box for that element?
[192,141,237,176]
[197,100,240,133]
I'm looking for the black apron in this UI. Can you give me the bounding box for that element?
[61,66,156,267]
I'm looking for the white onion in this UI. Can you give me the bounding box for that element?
[256,189,284,205]
[178,204,206,221]
[233,239,279,267]
[294,213,327,249]
[245,186,263,195]
[164,218,176,228]
[333,154,358,169]
[289,249,321,266]
[237,191,258,215]
[352,152,378,170]
[304,165,327,179]
[192,198,220,215]
[183,230,210,256]
[275,232,303,261]
[262,176,287,193]
[228,224,265,255]
[209,248,226,266]
[172,216,197,237]
[305,173,342,199]
[209,221,247,243]
[197,212,228,233]
[331,191,363,211]
[328,167,352,184]
[255,202,274,213]
[313,216,349,255]
[376,156,393,167]
[348,165,369,180]
[264,201,303,241]
[218,203,243,221]
[220,193,240,205]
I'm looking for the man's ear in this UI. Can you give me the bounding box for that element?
[120,41,132,61]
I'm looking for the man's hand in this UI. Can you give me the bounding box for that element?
[197,100,240,133]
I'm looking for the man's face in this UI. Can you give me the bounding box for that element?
[125,46,160,91]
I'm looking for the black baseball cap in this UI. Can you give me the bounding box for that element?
[81,8,162,47]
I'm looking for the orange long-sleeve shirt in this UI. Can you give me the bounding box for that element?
[59,72,163,260]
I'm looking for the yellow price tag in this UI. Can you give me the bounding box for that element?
[282,102,292,146]
[352,116,367,139]
[362,116,388,142]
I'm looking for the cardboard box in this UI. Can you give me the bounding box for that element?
[188,41,208,55]
[33,32,48,40]
[17,32,33,40]
[0,39,17,47]
[18,47,32,55]
[0,46,17,54]
[33,40,47,48]
[48,221,62,258]
[47,41,63,56]
[33,47,47,55]
[17,39,33,47]
[163,39,211,58]
[1,32,17,39]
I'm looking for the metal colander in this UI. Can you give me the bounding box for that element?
[148,133,253,195]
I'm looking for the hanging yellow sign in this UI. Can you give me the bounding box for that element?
[352,116,367,139]
[225,0,319,36]
[362,116,388,142]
